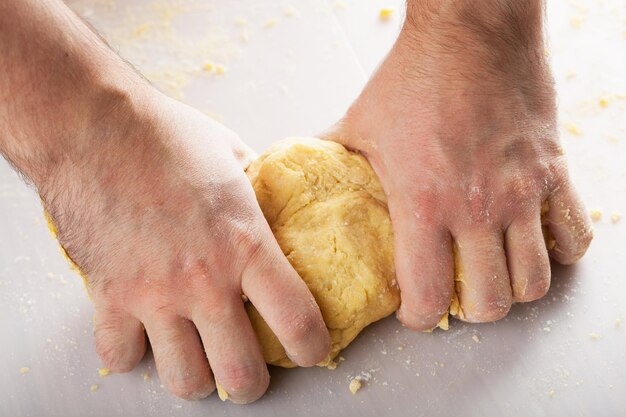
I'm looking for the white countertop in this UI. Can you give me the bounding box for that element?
[1,1,625,416]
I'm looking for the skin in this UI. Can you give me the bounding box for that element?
[0,0,330,404]
[323,0,593,329]
[0,0,593,405]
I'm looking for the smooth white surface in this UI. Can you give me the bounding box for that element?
[1,1,625,416]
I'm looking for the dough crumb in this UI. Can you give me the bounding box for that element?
[234,17,248,26]
[599,96,610,107]
[569,15,583,28]
[98,367,110,377]
[589,209,602,222]
[349,377,362,394]
[615,319,622,327]
[214,64,227,75]
[334,1,347,10]
[564,123,583,136]
[216,381,229,401]
[202,62,214,72]
[20,367,30,374]
[142,372,151,382]
[284,6,297,16]
[263,18,278,28]
[611,212,622,224]
[90,384,99,392]
[379,8,394,20]
[133,23,150,37]
[472,334,481,343]
[326,360,337,370]
[547,389,556,398]
[589,332,601,339]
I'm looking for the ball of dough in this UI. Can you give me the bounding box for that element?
[245,137,401,368]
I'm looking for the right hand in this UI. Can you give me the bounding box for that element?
[42,89,330,403]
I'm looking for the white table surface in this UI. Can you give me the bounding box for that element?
[1,1,625,416]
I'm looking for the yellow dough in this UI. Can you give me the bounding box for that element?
[245,137,401,368]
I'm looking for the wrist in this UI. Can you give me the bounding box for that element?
[18,75,154,191]
[0,0,155,191]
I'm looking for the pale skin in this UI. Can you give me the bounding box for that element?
[0,0,592,405]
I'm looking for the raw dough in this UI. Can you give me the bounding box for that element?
[247,138,555,368]
[245,137,401,368]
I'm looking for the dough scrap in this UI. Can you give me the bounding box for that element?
[245,137,402,368]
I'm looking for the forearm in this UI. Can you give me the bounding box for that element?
[401,0,547,86]
[0,0,147,187]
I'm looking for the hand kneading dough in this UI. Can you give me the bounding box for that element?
[245,137,401,368]
[44,137,554,372]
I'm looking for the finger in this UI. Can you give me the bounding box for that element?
[143,315,214,400]
[545,181,593,264]
[392,199,454,330]
[505,211,551,302]
[454,230,512,322]
[192,293,269,404]
[241,231,330,367]
[94,305,146,373]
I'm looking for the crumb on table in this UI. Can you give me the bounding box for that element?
[564,123,583,136]
[599,96,610,107]
[379,8,394,20]
[215,64,227,74]
[590,209,602,222]
[349,377,362,394]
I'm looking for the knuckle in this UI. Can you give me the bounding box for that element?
[279,309,323,346]
[407,187,443,224]
[506,176,536,198]
[95,331,134,373]
[179,258,224,292]
[461,178,495,224]
[505,176,541,211]
[230,219,266,263]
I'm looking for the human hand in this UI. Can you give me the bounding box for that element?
[323,0,593,330]
[41,90,330,402]
[0,0,329,403]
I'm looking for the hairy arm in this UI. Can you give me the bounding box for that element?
[401,1,551,102]
[0,0,142,186]
[0,0,330,403]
